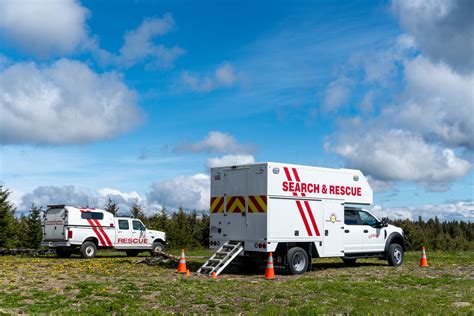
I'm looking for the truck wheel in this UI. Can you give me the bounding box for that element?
[56,249,72,258]
[80,241,97,259]
[387,243,404,266]
[287,247,309,275]
[126,250,140,257]
[341,258,357,265]
[151,242,165,256]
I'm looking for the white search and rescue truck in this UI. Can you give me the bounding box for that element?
[41,205,166,258]
[199,162,405,276]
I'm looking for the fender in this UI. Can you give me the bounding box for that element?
[384,232,405,252]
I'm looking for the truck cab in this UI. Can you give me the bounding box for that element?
[342,207,404,266]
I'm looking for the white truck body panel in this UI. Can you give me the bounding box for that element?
[209,162,398,258]
[42,206,165,251]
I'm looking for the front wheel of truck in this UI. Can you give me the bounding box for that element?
[387,243,404,266]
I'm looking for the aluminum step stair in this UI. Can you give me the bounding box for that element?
[197,240,244,276]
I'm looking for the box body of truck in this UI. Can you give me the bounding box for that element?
[209,162,373,258]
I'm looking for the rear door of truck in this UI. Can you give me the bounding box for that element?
[43,207,66,241]
[222,167,248,240]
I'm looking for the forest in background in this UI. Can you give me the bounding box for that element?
[1,186,472,251]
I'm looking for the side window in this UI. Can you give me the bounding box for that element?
[359,211,378,226]
[132,220,145,231]
[118,220,129,230]
[81,212,104,220]
[344,209,360,225]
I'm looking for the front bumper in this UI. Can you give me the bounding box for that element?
[41,241,71,247]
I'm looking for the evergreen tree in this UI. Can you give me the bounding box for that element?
[25,203,43,249]
[0,186,18,249]
[16,216,30,248]
[104,196,119,216]
[130,199,145,221]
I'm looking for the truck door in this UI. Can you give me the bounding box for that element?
[343,209,364,253]
[115,218,133,249]
[322,200,344,257]
[358,210,385,252]
[222,168,248,241]
[131,220,148,247]
[43,207,66,241]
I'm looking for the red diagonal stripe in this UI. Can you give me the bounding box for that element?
[249,195,261,212]
[87,219,106,246]
[304,201,320,236]
[296,201,312,236]
[93,219,113,246]
[227,196,237,212]
[215,197,224,213]
[283,167,292,181]
[292,168,300,182]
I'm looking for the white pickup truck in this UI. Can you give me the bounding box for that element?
[41,205,166,258]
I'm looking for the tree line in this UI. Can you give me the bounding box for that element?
[0,186,472,251]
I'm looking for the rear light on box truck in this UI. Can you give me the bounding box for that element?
[67,230,73,239]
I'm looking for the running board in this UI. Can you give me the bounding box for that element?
[197,241,244,276]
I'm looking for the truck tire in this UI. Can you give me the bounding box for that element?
[341,258,357,265]
[387,243,404,266]
[150,242,165,256]
[80,241,97,259]
[126,250,140,257]
[56,249,72,258]
[287,247,309,275]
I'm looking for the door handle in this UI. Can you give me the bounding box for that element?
[364,229,368,233]
[344,230,350,233]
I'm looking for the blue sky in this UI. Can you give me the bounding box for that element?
[0,0,472,220]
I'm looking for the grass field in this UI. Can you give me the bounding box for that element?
[0,250,472,314]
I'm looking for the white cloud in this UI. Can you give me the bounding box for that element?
[20,185,95,211]
[147,174,210,210]
[92,15,184,69]
[0,0,89,57]
[323,2,473,191]
[182,62,238,92]
[97,188,148,215]
[0,59,142,145]
[206,154,255,169]
[322,77,351,112]
[359,90,375,113]
[175,131,253,154]
[391,0,474,73]
[394,56,474,149]
[366,176,394,193]
[328,129,471,189]
[371,200,473,221]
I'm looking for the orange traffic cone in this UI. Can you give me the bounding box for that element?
[264,252,275,280]
[177,249,187,273]
[186,269,190,277]
[211,271,217,279]
[419,246,429,267]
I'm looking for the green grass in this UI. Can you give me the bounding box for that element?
[0,250,472,314]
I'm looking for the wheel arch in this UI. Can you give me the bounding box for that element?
[153,238,165,244]
[83,236,99,247]
[385,232,405,252]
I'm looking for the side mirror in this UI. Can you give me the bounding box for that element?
[381,217,389,227]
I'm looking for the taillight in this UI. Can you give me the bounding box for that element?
[67,230,73,239]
